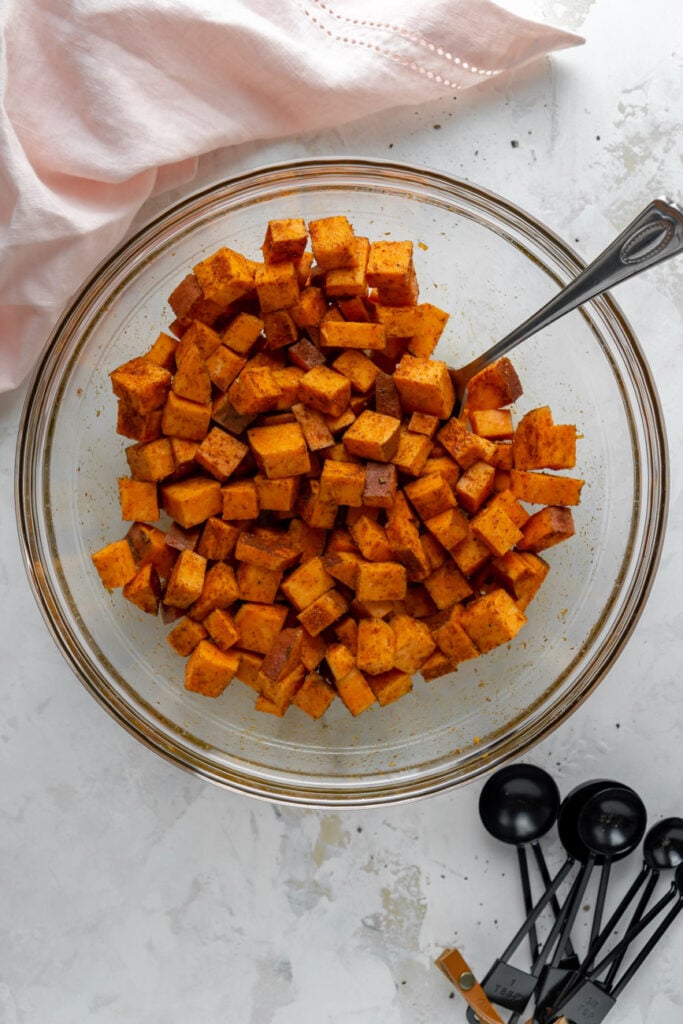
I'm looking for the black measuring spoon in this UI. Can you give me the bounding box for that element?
[464,780,618,1022]
[479,764,561,961]
[534,784,647,1022]
[545,863,683,1024]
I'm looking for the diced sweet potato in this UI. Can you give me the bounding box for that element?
[422,507,469,552]
[392,428,432,477]
[161,392,212,441]
[320,321,386,351]
[459,588,527,653]
[125,438,175,482]
[332,350,378,394]
[374,370,402,419]
[91,537,140,591]
[262,218,308,264]
[247,422,311,479]
[164,549,207,609]
[161,476,223,529]
[455,460,496,514]
[335,667,376,716]
[393,354,454,419]
[205,342,248,391]
[297,365,351,418]
[517,505,576,552]
[470,503,524,557]
[367,667,412,706]
[308,216,356,270]
[297,589,348,636]
[233,601,288,654]
[281,556,335,612]
[423,561,473,610]
[193,247,255,307]
[118,477,159,522]
[352,617,394,676]
[404,473,455,521]
[184,639,240,697]
[122,562,161,615]
[342,410,401,462]
[234,531,299,572]
[437,418,497,470]
[355,561,407,602]
[465,356,523,411]
[510,469,585,506]
[292,671,336,719]
[432,607,481,665]
[194,427,249,483]
[513,406,577,470]
[324,236,370,297]
[419,649,456,682]
[389,614,436,674]
[325,642,356,681]
[167,616,208,657]
[319,460,365,507]
[110,357,172,414]
[197,517,239,561]
[291,402,335,452]
[222,479,259,520]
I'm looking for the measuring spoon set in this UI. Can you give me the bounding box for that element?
[436,763,683,1024]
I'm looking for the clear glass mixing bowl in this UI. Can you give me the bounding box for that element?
[15,158,668,806]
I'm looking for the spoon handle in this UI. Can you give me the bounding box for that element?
[452,196,683,395]
[530,840,576,959]
[602,870,658,989]
[499,858,576,963]
[579,863,649,970]
[610,897,683,998]
[517,846,541,962]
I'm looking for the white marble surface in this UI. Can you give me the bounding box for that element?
[2,2,683,1021]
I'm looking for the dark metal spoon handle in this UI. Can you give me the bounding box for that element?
[517,846,541,961]
[453,196,683,397]
[611,896,683,998]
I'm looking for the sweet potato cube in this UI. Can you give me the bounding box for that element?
[319,320,386,351]
[335,667,376,716]
[451,533,491,577]
[258,661,306,713]
[167,616,208,657]
[254,474,300,513]
[146,331,178,370]
[116,399,163,442]
[459,589,527,653]
[366,240,413,288]
[176,320,223,361]
[423,562,473,610]
[422,455,461,490]
[164,549,207,609]
[324,236,370,297]
[118,478,159,522]
[234,649,265,690]
[235,561,282,604]
[197,517,239,561]
[297,365,351,418]
[356,618,395,675]
[125,438,174,482]
[255,260,300,313]
[408,411,440,438]
[393,354,454,419]
[227,365,282,416]
[169,437,200,476]
[405,303,450,359]
[292,671,336,719]
[122,561,160,614]
[204,345,244,391]
[184,639,240,698]
[513,406,577,470]
[204,608,240,652]
[404,473,455,521]
[195,427,249,482]
[432,607,481,665]
[92,538,137,590]
[374,370,402,419]
[262,218,308,264]
[466,356,523,411]
[173,342,212,405]
[362,461,397,508]
[319,460,366,507]
[168,274,223,325]
[258,627,304,686]
[296,589,348,636]
[161,392,212,441]
[422,507,469,552]
[285,286,325,329]
[301,629,327,671]
[308,216,356,270]
[420,532,448,572]
[334,616,359,655]
[281,556,335,612]
[234,531,299,572]
[469,408,514,441]
[325,642,356,681]
[471,503,524,557]
[386,516,431,582]
[247,422,311,479]
[287,519,326,564]
[455,460,496,514]
[517,506,576,552]
[322,551,363,589]
[291,402,335,452]
[298,480,338,530]
[392,428,432,477]
[355,561,407,602]
[261,309,298,350]
[510,469,585,507]
[233,602,288,654]
[349,516,393,562]
[331,350,378,394]
[491,550,550,610]
[420,649,456,682]
[367,667,413,707]
[219,311,263,356]
[161,476,223,528]
[390,614,436,674]
[271,367,305,409]
[222,479,259,520]
[437,418,497,470]
[485,488,529,528]
[323,407,356,435]
[110,357,172,414]
[288,337,326,371]
[193,247,255,307]
[126,522,177,578]
[342,410,401,462]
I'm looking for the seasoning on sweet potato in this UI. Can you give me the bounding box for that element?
[184,639,240,698]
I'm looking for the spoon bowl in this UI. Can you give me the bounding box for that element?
[479,764,561,846]
[643,817,683,870]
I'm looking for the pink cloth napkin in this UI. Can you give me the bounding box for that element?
[0,0,582,392]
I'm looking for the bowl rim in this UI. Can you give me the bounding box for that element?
[15,155,670,806]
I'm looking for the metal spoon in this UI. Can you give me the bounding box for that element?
[479,764,561,961]
[450,196,683,414]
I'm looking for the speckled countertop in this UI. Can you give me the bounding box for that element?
[2,2,683,1022]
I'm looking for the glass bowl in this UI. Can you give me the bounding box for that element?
[15,158,668,806]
